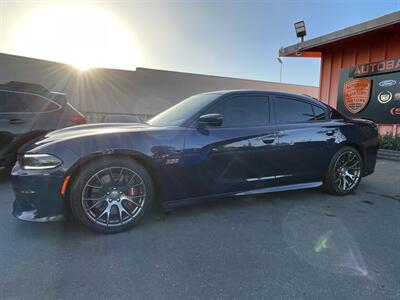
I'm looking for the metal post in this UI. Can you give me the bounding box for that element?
[277,58,283,83]
[77,72,80,106]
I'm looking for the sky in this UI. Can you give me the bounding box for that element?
[0,0,399,87]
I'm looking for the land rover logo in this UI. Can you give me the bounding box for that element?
[343,78,371,113]
[378,91,392,104]
[390,107,400,115]
[378,80,397,87]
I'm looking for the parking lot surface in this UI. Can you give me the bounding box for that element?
[0,159,400,299]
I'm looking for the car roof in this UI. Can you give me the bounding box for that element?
[202,89,326,107]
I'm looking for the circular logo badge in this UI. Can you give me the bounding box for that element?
[378,91,392,104]
[390,107,400,115]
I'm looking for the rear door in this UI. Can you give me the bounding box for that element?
[0,90,33,163]
[272,95,337,183]
[180,93,280,199]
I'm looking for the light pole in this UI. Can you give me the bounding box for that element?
[77,71,80,108]
[277,57,283,83]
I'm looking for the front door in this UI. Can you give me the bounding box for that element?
[180,94,280,199]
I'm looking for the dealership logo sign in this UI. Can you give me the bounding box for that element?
[343,78,371,113]
[390,107,400,115]
[350,57,400,77]
[379,80,397,87]
[378,91,392,104]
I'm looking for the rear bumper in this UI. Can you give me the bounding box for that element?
[362,137,379,177]
[363,161,376,177]
[11,162,66,222]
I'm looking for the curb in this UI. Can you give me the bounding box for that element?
[378,149,400,161]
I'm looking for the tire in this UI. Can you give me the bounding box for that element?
[0,164,12,177]
[324,146,363,196]
[2,156,16,176]
[69,156,154,233]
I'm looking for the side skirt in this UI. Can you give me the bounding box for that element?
[163,181,323,209]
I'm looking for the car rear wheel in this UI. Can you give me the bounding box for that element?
[324,146,363,195]
[69,156,154,233]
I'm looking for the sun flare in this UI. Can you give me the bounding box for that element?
[11,5,141,70]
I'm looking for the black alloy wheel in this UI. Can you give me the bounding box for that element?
[69,157,154,233]
[324,146,363,195]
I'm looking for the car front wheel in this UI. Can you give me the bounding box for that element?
[69,156,154,233]
[324,146,363,195]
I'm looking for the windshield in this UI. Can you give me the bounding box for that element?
[147,93,219,126]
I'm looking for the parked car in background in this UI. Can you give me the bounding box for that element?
[103,114,143,123]
[11,90,379,233]
[0,81,86,170]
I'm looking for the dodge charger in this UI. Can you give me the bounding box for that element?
[11,90,379,233]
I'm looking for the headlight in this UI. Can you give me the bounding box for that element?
[21,153,63,170]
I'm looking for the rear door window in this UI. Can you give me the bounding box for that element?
[0,91,59,113]
[312,105,327,121]
[274,97,314,124]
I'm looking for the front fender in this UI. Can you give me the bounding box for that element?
[27,129,187,204]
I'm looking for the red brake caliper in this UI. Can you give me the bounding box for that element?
[126,187,139,209]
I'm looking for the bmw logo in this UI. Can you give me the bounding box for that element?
[378,80,397,87]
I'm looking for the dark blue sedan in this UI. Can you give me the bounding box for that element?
[11,90,379,233]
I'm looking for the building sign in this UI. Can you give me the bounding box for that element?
[337,62,400,124]
[343,79,371,113]
[350,57,400,77]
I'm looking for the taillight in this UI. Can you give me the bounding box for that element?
[70,115,86,124]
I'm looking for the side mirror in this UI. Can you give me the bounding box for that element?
[198,113,223,126]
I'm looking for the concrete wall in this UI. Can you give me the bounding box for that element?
[0,53,319,121]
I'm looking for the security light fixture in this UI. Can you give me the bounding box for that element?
[294,21,306,42]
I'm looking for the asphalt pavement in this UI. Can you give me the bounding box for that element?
[0,159,399,299]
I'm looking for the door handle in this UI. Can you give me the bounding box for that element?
[9,118,26,125]
[324,129,335,136]
[262,138,275,144]
[261,134,278,145]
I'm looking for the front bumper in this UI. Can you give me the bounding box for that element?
[11,162,66,222]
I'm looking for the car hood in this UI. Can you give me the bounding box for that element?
[34,123,159,146]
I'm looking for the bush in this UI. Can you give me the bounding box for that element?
[379,134,400,151]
